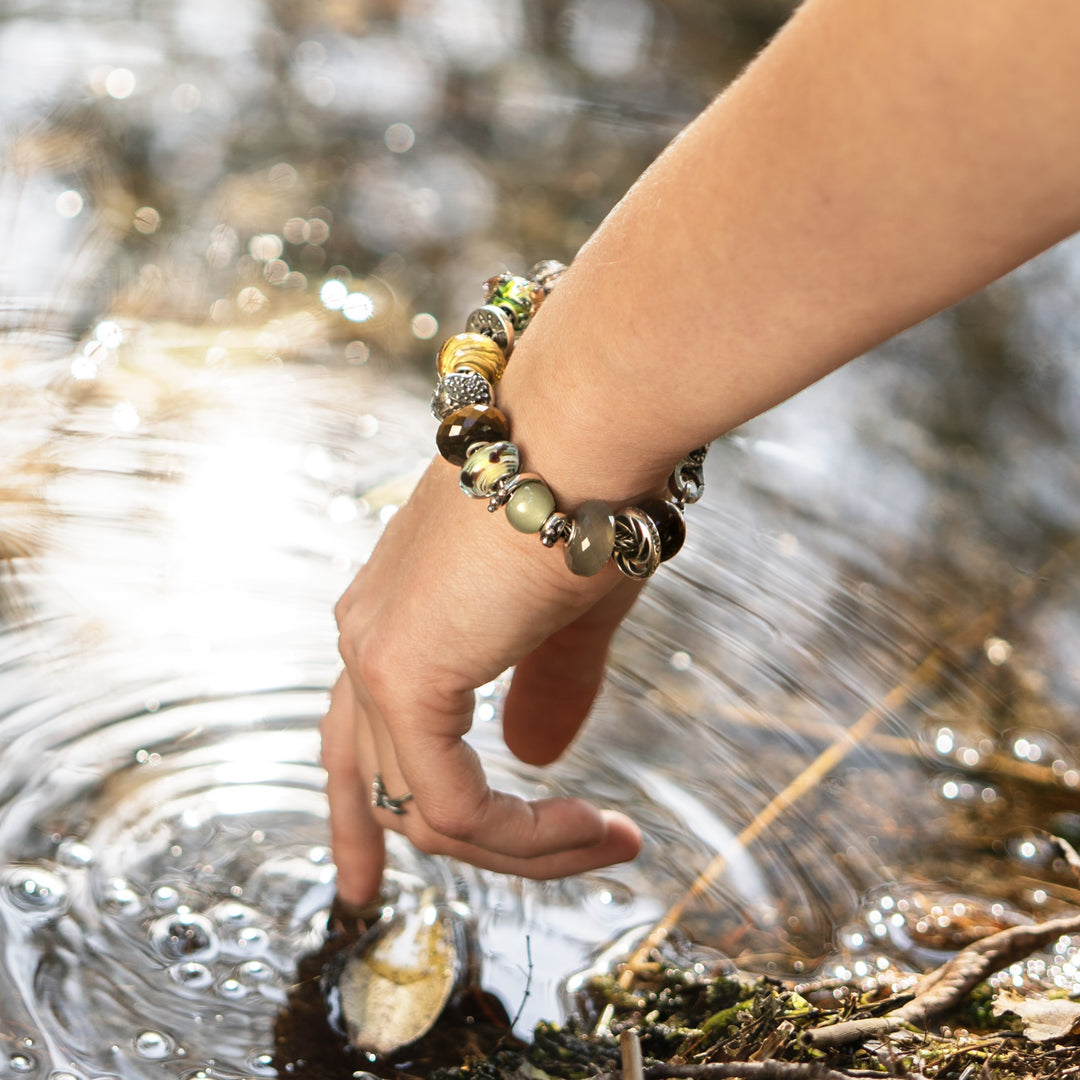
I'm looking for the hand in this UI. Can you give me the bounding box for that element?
[323,459,643,905]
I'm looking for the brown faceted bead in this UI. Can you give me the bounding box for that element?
[638,498,685,561]
[436,404,510,466]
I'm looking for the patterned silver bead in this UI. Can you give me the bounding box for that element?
[539,511,572,548]
[528,260,567,296]
[465,305,515,355]
[669,445,709,506]
[612,506,662,580]
[430,370,493,420]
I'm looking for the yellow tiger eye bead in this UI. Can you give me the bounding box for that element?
[436,333,507,384]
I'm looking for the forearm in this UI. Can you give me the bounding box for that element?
[498,0,1080,507]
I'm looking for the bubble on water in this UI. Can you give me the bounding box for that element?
[247,1053,276,1076]
[238,960,274,984]
[9,1056,35,1073]
[151,912,218,961]
[152,886,180,911]
[102,878,142,916]
[307,846,330,865]
[233,926,269,955]
[209,901,257,927]
[218,977,247,999]
[133,1032,170,1060]
[168,962,213,989]
[4,868,69,916]
[56,840,94,868]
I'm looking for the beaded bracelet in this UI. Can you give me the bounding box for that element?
[429,261,708,579]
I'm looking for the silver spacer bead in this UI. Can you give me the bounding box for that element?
[612,506,662,580]
[430,370,493,420]
[668,444,710,507]
[538,511,572,548]
[465,305,515,355]
[487,470,545,513]
[528,260,567,296]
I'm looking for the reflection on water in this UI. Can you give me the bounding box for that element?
[5,0,1080,1076]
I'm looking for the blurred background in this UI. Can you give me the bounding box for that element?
[5,1,1080,1077]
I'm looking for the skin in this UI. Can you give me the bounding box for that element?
[326,0,1080,905]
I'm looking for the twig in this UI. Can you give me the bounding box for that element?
[802,910,1080,1048]
[621,1030,645,1080]
[642,1064,866,1079]
[494,935,533,1051]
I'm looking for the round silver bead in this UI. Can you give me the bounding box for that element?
[528,260,567,296]
[465,305,515,355]
[430,370,493,420]
[669,445,709,506]
[612,506,662,580]
[539,511,571,548]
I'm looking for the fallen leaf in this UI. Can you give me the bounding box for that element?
[992,988,1080,1042]
[338,889,459,1055]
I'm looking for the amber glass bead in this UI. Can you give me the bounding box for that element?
[563,500,615,577]
[638,498,685,562]
[436,332,507,384]
[436,404,510,467]
[482,274,541,330]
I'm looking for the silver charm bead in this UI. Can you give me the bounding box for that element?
[487,470,544,513]
[668,444,710,506]
[430,370,493,420]
[539,511,571,548]
[528,260,567,296]
[465,305,515,355]
[612,506,662,580]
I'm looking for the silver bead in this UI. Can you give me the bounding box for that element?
[465,305,515,355]
[612,506,662,580]
[539,511,571,548]
[430,370,493,420]
[528,260,567,296]
[668,444,710,506]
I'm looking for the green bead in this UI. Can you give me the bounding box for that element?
[505,481,555,534]
[483,274,540,331]
[563,499,615,576]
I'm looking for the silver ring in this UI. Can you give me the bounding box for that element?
[371,772,413,815]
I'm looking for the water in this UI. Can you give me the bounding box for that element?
[5,1,1080,1076]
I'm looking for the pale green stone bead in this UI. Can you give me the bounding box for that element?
[563,499,615,577]
[505,481,556,534]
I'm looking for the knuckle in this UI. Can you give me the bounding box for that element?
[421,799,483,844]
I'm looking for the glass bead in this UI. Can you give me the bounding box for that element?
[505,480,556,534]
[460,441,520,499]
[436,332,507,383]
[637,498,686,561]
[437,404,510,467]
[482,274,541,331]
[528,259,567,296]
[563,500,615,577]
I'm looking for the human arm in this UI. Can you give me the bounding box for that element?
[327,0,1080,905]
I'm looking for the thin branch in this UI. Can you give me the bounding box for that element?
[802,910,1080,1049]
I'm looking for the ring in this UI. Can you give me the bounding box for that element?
[371,772,413,815]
